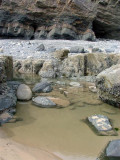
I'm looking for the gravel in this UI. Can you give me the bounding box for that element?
[0,39,120,60]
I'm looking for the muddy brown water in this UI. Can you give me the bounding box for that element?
[2,77,120,160]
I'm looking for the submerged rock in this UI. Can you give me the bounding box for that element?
[96,64,120,107]
[0,112,13,125]
[32,81,53,93]
[32,96,56,108]
[17,84,32,101]
[88,114,116,136]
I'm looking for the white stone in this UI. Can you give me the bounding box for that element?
[17,84,32,101]
[69,82,80,87]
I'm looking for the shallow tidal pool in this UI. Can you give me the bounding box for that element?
[2,79,120,160]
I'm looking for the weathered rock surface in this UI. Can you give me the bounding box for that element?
[61,54,85,78]
[96,64,120,107]
[32,96,56,108]
[39,59,61,78]
[51,49,69,60]
[0,83,17,112]
[85,53,120,76]
[32,81,53,93]
[17,84,32,101]
[14,53,120,79]
[0,0,120,40]
[0,56,13,82]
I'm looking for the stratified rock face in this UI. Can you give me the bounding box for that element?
[0,0,97,40]
[93,0,120,39]
[96,64,120,107]
[0,0,120,40]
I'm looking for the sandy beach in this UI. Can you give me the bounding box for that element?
[0,128,62,160]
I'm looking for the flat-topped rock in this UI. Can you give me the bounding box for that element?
[88,114,117,136]
[32,96,56,108]
[106,140,120,158]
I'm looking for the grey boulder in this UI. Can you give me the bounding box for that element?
[70,46,85,53]
[32,81,53,93]
[32,96,56,108]
[106,140,120,159]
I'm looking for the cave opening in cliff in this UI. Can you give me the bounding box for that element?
[92,20,107,39]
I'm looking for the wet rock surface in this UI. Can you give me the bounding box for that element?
[88,114,116,136]
[32,96,56,108]
[32,81,53,93]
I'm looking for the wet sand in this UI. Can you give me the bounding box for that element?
[0,128,61,160]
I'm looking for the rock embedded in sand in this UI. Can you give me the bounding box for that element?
[69,82,80,87]
[89,86,97,93]
[17,84,32,101]
[106,140,120,158]
[32,96,56,108]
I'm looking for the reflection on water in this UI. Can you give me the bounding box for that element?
[2,78,120,160]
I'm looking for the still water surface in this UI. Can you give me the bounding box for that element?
[3,79,120,160]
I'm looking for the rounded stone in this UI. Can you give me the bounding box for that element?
[17,84,32,101]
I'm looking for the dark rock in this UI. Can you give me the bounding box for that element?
[36,44,45,51]
[32,96,56,108]
[61,28,77,40]
[32,81,53,93]
[47,28,61,39]
[106,140,120,159]
[0,94,17,111]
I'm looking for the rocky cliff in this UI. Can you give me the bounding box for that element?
[0,0,120,40]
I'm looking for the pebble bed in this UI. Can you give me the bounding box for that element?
[0,39,120,60]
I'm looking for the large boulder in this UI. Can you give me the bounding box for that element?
[61,54,85,78]
[39,60,61,78]
[96,64,120,107]
[86,53,120,76]
[17,84,32,101]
